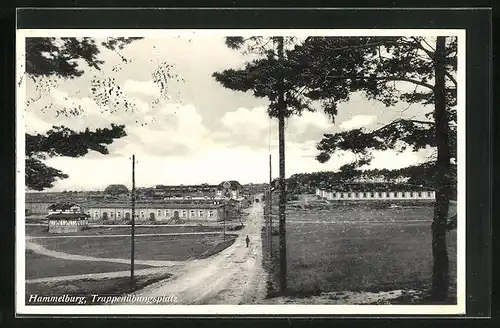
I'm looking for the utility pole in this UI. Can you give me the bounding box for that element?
[276,36,287,293]
[268,153,272,255]
[223,209,226,241]
[131,154,136,280]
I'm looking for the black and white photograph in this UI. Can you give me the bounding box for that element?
[16,28,465,315]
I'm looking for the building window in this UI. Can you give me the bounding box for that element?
[340,193,344,198]
[182,210,186,217]
[371,192,375,197]
[95,212,99,218]
[117,212,121,218]
[158,210,161,217]
[165,210,169,217]
[190,210,195,217]
[378,192,383,197]
[427,192,432,197]
[141,212,145,218]
[199,210,204,218]
[110,212,114,218]
[348,193,352,198]
[209,210,214,218]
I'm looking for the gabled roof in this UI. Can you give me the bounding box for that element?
[86,203,226,210]
[47,203,80,211]
[47,213,89,220]
[218,180,243,190]
[320,183,435,192]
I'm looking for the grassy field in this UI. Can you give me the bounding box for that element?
[26,225,224,237]
[35,234,237,261]
[26,271,172,305]
[262,204,457,304]
[25,250,151,279]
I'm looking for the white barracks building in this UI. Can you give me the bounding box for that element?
[316,183,436,201]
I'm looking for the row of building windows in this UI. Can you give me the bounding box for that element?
[322,191,433,198]
[90,209,216,219]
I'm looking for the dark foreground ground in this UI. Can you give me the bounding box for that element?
[25,250,151,280]
[261,204,457,304]
[26,272,172,305]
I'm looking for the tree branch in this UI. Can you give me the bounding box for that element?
[323,73,435,90]
[411,37,458,87]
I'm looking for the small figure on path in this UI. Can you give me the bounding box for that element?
[246,235,250,248]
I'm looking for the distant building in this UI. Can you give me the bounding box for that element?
[316,183,436,201]
[47,202,82,215]
[86,203,228,222]
[151,180,244,200]
[25,192,87,215]
[47,207,90,233]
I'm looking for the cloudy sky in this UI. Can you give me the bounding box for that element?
[23,35,434,191]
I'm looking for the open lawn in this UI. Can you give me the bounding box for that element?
[262,204,457,304]
[26,225,224,237]
[35,234,237,261]
[26,271,172,305]
[25,250,151,279]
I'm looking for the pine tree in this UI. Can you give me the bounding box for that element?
[288,36,457,301]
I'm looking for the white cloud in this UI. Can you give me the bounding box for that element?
[288,111,332,135]
[122,80,161,97]
[339,115,377,130]
[221,106,270,132]
[367,149,427,170]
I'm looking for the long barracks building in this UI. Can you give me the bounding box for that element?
[316,183,436,201]
[86,202,227,222]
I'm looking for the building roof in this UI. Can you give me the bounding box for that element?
[47,202,80,211]
[218,180,243,190]
[86,203,226,210]
[26,191,90,203]
[47,213,90,220]
[322,183,435,192]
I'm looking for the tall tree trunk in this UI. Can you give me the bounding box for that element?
[277,36,287,294]
[431,36,450,301]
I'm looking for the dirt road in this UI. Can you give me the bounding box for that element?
[131,198,268,305]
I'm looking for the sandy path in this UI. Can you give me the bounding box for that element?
[26,241,182,267]
[131,198,267,305]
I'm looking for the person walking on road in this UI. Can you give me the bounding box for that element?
[245,235,250,248]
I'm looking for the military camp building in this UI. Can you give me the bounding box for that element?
[86,202,227,222]
[316,183,436,201]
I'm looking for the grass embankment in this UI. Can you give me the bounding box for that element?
[32,233,237,261]
[25,250,151,279]
[261,205,457,305]
[26,225,224,237]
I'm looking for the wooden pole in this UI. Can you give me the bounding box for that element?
[223,206,226,241]
[276,36,287,293]
[269,153,272,254]
[131,154,136,280]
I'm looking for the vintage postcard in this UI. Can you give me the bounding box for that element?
[16,28,466,316]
